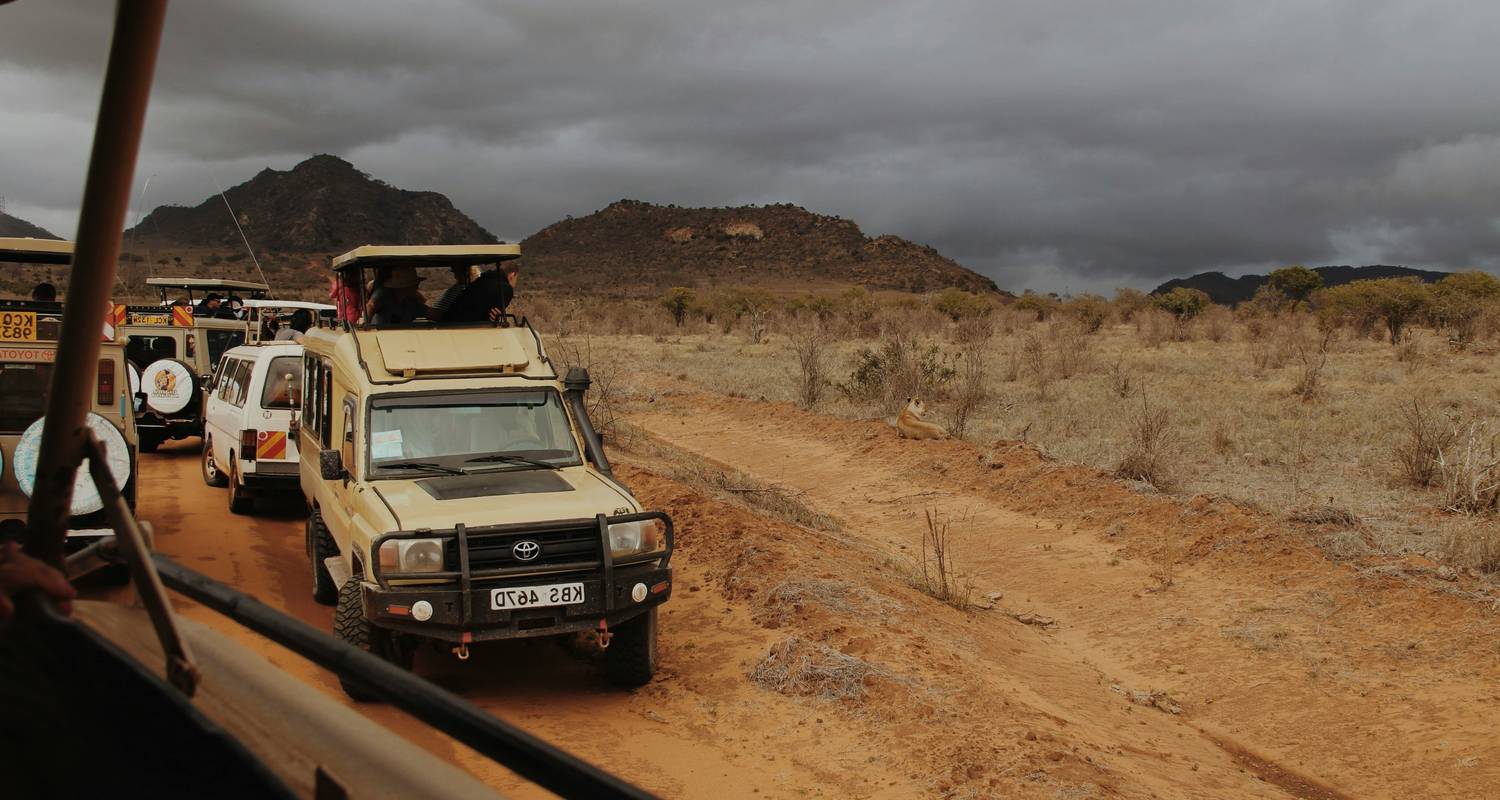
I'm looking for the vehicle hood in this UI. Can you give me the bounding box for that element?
[371,467,636,530]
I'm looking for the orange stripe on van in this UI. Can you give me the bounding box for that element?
[171,306,194,327]
[256,430,287,460]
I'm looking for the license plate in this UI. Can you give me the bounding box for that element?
[490,582,585,610]
[129,313,171,326]
[0,311,37,342]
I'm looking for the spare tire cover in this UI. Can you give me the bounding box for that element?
[13,413,133,515]
[127,362,143,412]
[141,358,197,415]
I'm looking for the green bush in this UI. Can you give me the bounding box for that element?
[931,287,990,321]
[659,286,695,326]
[1152,287,1210,322]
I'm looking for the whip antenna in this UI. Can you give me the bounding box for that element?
[212,174,276,298]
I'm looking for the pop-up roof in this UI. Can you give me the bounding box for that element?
[330,244,521,271]
[145,277,270,292]
[0,237,73,265]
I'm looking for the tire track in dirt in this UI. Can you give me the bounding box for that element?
[626,388,1500,798]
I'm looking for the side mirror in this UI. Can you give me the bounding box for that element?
[319,449,345,481]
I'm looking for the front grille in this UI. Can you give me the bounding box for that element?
[449,525,602,572]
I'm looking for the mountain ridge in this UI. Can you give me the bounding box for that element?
[1154,265,1453,305]
[0,212,59,240]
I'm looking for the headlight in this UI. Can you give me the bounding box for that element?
[608,519,666,560]
[379,538,446,573]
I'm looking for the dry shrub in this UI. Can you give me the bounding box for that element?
[758,579,902,626]
[1440,520,1500,573]
[1197,305,1234,342]
[750,636,893,700]
[1438,421,1500,514]
[1291,330,1332,401]
[1286,505,1362,527]
[1050,322,1092,379]
[1210,417,1236,457]
[1395,337,1422,371]
[838,334,956,415]
[910,509,975,611]
[1115,391,1175,491]
[789,324,832,409]
[1135,308,1173,348]
[1394,398,1456,487]
[947,348,988,441]
[551,331,619,439]
[1106,356,1132,398]
[951,314,995,348]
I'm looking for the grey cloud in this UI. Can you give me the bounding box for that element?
[4,0,1500,292]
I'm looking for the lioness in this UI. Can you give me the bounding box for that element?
[896,397,949,440]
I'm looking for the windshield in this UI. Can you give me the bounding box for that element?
[368,389,581,474]
[126,334,176,370]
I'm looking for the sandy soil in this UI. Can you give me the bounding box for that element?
[91,383,1500,798]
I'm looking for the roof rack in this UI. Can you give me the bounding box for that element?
[144,277,270,291]
[0,237,74,265]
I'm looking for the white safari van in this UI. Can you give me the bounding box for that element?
[202,301,332,513]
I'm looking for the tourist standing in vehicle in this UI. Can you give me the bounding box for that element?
[368,266,427,324]
[195,292,222,316]
[274,308,312,343]
[442,265,514,324]
[30,282,57,303]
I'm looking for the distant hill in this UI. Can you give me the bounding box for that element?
[0,212,59,240]
[126,154,496,253]
[1153,265,1453,305]
[520,199,1000,295]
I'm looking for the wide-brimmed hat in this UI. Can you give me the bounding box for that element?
[386,266,424,289]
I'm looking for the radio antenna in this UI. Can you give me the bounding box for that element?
[212,174,276,298]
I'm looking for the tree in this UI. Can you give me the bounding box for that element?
[1013,290,1058,321]
[1152,287,1210,322]
[931,287,989,321]
[1317,278,1431,344]
[1111,287,1150,322]
[1063,293,1110,333]
[659,287,695,327]
[1430,270,1500,344]
[1266,265,1322,305]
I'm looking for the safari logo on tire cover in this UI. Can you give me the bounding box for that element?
[142,359,195,414]
[512,540,541,562]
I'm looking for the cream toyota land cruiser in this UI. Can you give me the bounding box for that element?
[300,244,673,699]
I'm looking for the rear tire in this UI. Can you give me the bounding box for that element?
[201,437,227,487]
[333,578,412,701]
[308,511,337,605]
[227,461,253,515]
[606,606,659,688]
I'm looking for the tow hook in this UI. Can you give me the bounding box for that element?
[452,636,471,661]
[596,619,613,650]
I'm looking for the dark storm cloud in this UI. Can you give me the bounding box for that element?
[5,0,1500,292]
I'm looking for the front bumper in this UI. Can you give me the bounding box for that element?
[365,511,675,643]
[363,562,672,642]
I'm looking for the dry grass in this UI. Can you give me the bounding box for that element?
[909,509,976,611]
[750,636,893,700]
[558,301,1500,575]
[757,579,903,626]
[1114,391,1175,491]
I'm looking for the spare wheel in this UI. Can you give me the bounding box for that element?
[140,358,198,415]
[13,413,133,515]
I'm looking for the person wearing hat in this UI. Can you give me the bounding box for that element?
[368,265,429,325]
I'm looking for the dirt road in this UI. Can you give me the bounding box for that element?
[113,388,1500,798]
[627,387,1500,798]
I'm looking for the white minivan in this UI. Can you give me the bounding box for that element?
[202,341,307,513]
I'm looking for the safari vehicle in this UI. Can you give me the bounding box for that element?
[0,237,137,547]
[300,244,674,697]
[121,276,268,450]
[202,301,333,512]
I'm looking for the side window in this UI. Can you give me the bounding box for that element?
[216,359,239,401]
[302,355,318,436]
[231,359,255,407]
[319,365,334,448]
[341,396,357,475]
[208,330,244,365]
[207,357,227,396]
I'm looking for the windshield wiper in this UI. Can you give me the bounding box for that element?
[379,460,466,475]
[463,453,559,470]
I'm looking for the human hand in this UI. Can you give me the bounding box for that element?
[0,541,76,624]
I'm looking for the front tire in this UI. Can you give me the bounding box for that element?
[333,578,412,701]
[227,460,253,515]
[606,607,659,688]
[307,511,337,605]
[202,437,227,487]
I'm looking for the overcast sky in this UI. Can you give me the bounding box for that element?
[4,1,1500,293]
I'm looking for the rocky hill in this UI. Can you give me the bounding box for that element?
[0,212,58,240]
[520,199,1000,295]
[126,154,496,253]
[1154,265,1452,305]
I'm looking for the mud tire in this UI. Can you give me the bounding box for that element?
[334,578,412,701]
[227,460,253,515]
[308,511,337,605]
[201,437,227,487]
[606,606,659,688]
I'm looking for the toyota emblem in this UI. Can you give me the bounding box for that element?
[512,540,541,562]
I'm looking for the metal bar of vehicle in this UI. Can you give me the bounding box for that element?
[25,0,167,567]
[150,555,655,800]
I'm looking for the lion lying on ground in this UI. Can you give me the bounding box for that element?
[896,397,949,440]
